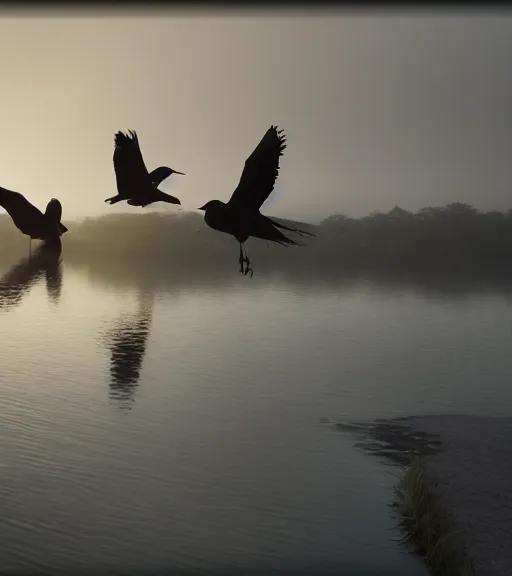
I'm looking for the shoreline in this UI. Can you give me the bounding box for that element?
[393,456,474,576]
[336,415,512,576]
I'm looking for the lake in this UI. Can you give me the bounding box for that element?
[1,249,512,575]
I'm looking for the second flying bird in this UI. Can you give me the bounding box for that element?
[106,130,185,208]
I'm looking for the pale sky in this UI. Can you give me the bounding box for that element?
[0,11,510,223]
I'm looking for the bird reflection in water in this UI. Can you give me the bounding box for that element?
[102,292,154,410]
[45,248,63,304]
[0,241,63,311]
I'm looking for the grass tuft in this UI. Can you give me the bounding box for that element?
[391,457,474,576]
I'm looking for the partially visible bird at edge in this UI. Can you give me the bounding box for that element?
[105,130,185,208]
[198,125,315,276]
[0,187,67,258]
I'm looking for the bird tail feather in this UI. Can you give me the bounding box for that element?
[269,218,316,238]
[283,237,304,247]
[272,235,304,247]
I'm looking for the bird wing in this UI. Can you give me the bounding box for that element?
[45,198,62,223]
[228,126,287,212]
[45,199,68,235]
[113,130,150,198]
[0,187,45,236]
[149,166,174,188]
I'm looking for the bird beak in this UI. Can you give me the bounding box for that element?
[198,205,206,211]
[172,170,186,176]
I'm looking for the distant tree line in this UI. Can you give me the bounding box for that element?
[1,202,512,279]
[316,202,512,274]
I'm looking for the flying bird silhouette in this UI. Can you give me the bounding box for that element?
[198,125,314,276]
[105,130,185,207]
[0,187,68,256]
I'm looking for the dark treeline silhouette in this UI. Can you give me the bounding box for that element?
[37,202,512,269]
[3,202,512,294]
[318,202,512,274]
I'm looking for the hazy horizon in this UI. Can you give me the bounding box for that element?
[0,11,511,224]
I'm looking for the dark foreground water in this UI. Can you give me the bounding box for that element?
[1,251,512,575]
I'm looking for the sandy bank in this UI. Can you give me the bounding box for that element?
[337,415,512,576]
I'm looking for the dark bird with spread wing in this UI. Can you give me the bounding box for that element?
[198,125,314,276]
[106,130,185,207]
[0,187,67,256]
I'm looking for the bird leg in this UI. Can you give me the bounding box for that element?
[238,243,245,274]
[242,244,253,277]
[237,243,253,277]
[28,237,32,262]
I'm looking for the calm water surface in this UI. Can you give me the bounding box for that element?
[1,254,512,575]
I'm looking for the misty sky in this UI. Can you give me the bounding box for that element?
[0,12,511,223]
